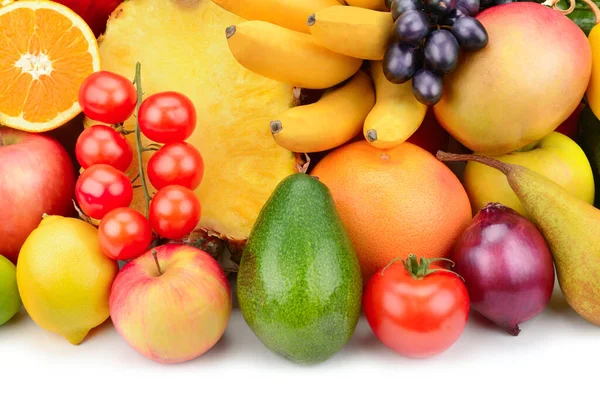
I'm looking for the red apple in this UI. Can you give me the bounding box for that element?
[110,244,232,364]
[54,0,123,37]
[0,128,76,263]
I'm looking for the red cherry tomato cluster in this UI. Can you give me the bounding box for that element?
[75,71,204,261]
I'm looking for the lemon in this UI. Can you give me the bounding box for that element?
[17,216,118,345]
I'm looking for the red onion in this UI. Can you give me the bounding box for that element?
[452,203,554,335]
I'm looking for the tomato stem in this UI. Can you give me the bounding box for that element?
[402,254,458,280]
[133,62,152,218]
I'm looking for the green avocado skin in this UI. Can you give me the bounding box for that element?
[578,106,600,208]
[237,173,363,365]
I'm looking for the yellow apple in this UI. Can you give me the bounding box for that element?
[463,132,595,217]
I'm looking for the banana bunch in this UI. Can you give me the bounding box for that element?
[216,0,427,152]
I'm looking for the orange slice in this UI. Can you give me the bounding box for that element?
[0,1,100,132]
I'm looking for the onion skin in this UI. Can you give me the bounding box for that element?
[452,203,554,335]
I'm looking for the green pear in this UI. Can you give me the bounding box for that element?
[437,151,600,326]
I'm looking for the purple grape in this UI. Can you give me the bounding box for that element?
[428,0,457,15]
[443,6,468,25]
[424,30,459,74]
[456,0,479,16]
[391,0,424,21]
[412,69,443,106]
[394,10,430,45]
[451,16,488,51]
[383,41,424,84]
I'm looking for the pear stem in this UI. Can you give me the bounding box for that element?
[436,151,513,176]
[152,249,162,276]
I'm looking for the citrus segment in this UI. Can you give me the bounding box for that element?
[0,1,100,132]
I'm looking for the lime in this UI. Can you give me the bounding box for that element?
[0,254,21,325]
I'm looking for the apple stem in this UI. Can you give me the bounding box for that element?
[152,249,162,276]
[436,151,513,175]
[133,62,152,218]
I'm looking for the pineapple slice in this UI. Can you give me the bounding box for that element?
[94,0,297,244]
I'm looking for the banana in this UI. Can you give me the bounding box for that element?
[212,0,341,34]
[270,70,375,153]
[308,6,394,60]
[344,0,387,10]
[226,21,363,90]
[363,61,427,149]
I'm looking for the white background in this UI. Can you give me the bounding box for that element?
[1,279,598,399]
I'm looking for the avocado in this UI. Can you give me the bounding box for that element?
[578,106,600,208]
[237,173,362,365]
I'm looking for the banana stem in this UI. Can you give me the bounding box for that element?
[133,62,152,218]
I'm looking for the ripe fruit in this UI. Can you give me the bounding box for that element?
[212,0,340,34]
[226,21,363,89]
[364,61,427,149]
[17,216,118,345]
[394,10,429,45]
[412,69,443,106]
[98,208,153,260]
[96,0,299,245]
[434,2,592,154]
[75,164,134,220]
[0,128,75,263]
[75,125,133,171]
[147,142,205,190]
[271,71,375,153]
[424,30,459,74]
[138,92,197,144]
[110,244,231,364]
[311,141,471,281]
[0,255,21,326]
[451,16,488,50]
[463,132,595,217]
[364,255,469,358]
[308,6,395,60]
[383,42,423,84]
[238,174,362,365]
[79,71,137,125]
[150,185,202,240]
[0,1,100,132]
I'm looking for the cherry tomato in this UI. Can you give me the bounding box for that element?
[149,185,201,239]
[79,71,137,124]
[75,125,133,171]
[98,208,153,260]
[75,164,134,220]
[147,142,204,190]
[363,255,470,359]
[138,92,197,143]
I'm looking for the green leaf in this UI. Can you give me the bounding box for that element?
[561,0,600,36]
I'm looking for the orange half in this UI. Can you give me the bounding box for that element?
[0,1,100,132]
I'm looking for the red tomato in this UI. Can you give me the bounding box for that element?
[149,185,201,240]
[147,142,204,190]
[75,125,133,171]
[138,92,197,143]
[98,208,152,260]
[75,164,134,220]
[363,255,470,358]
[79,71,137,124]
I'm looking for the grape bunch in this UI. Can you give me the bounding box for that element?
[383,0,502,106]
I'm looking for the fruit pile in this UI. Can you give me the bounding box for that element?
[2,0,600,367]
